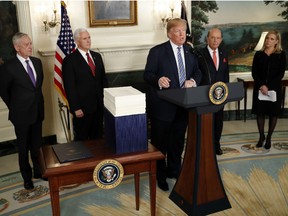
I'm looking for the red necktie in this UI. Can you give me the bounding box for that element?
[213,50,217,69]
[86,53,95,76]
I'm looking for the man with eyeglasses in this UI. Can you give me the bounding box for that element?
[144,18,202,191]
[198,28,229,155]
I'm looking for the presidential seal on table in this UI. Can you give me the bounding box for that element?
[93,159,124,189]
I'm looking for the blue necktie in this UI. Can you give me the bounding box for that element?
[177,47,186,88]
[25,60,36,86]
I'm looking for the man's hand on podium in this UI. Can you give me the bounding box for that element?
[184,79,197,88]
[158,76,171,89]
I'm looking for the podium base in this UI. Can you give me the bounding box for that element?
[170,190,231,216]
[169,112,231,215]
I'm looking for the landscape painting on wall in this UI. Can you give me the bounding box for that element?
[191,1,288,72]
[88,1,137,27]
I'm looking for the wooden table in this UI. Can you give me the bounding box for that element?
[39,140,164,216]
[237,75,288,121]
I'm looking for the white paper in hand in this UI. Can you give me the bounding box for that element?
[258,90,277,102]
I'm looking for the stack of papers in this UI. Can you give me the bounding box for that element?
[104,86,146,117]
[258,90,277,102]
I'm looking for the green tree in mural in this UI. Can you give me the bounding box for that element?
[264,1,288,53]
[191,1,218,45]
[237,29,255,53]
[264,1,288,20]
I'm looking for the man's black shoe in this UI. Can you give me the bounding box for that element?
[167,173,178,179]
[216,147,223,155]
[24,180,34,190]
[157,180,169,191]
[34,175,48,181]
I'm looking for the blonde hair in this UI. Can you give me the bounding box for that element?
[261,30,283,53]
[166,18,187,34]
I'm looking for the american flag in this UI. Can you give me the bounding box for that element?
[180,1,192,43]
[54,1,76,106]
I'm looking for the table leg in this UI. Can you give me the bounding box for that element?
[244,85,248,122]
[237,100,240,120]
[282,86,286,110]
[48,178,60,216]
[134,173,140,210]
[149,161,157,216]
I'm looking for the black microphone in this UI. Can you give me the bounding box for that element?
[190,46,202,58]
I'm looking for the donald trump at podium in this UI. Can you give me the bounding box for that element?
[144,18,202,191]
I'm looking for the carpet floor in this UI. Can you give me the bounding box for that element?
[0,131,288,216]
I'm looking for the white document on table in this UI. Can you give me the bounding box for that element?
[258,90,277,102]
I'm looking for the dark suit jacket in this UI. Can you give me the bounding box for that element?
[0,56,44,126]
[62,49,108,114]
[144,41,202,121]
[199,46,229,85]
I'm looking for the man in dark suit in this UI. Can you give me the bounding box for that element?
[198,28,230,155]
[62,28,108,141]
[144,18,202,191]
[0,32,45,190]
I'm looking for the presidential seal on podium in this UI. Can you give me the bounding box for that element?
[93,159,124,189]
[209,81,229,105]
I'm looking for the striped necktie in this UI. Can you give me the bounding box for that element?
[177,47,186,88]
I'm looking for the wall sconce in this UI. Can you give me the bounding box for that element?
[162,9,174,24]
[160,4,175,24]
[43,9,60,32]
[254,32,268,51]
[157,0,181,27]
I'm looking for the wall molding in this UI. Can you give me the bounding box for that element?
[38,44,153,57]
[38,44,153,73]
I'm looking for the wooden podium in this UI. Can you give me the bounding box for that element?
[158,82,244,215]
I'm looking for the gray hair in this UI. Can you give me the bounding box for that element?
[206,28,223,39]
[12,32,28,45]
[73,28,88,41]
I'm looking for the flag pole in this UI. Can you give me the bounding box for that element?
[181,0,193,45]
[58,98,71,142]
[54,1,75,142]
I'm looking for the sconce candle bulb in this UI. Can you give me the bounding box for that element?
[169,0,175,10]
